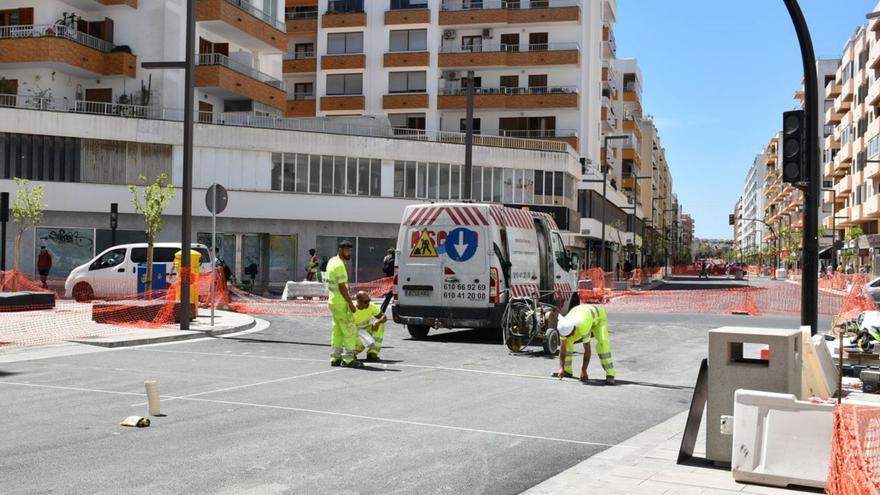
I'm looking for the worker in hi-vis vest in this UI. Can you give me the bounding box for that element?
[327,240,362,368]
[352,291,387,362]
[551,304,616,385]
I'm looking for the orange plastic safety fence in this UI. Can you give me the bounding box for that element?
[827,404,880,494]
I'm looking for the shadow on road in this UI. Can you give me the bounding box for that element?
[0,370,20,377]
[414,328,502,345]
[225,336,333,347]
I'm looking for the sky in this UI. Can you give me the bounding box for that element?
[615,0,878,239]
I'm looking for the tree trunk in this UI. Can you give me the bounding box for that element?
[145,237,154,299]
[12,231,21,291]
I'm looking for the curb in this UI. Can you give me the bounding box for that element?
[71,317,258,349]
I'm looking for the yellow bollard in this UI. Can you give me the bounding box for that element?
[173,250,201,304]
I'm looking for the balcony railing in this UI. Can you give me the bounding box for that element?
[283,51,316,60]
[391,0,429,8]
[441,0,580,10]
[440,42,579,53]
[327,1,365,13]
[438,85,577,95]
[197,52,285,90]
[285,9,318,20]
[224,0,285,31]
[0,93,571,154]
[291,92,315,100]
[0,23,115,52]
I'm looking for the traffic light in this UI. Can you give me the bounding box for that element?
[729,214,735,226]
[110,203,118,229]
[782,110,806,184]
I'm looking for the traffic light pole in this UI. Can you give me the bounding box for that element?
[784,0,818,335]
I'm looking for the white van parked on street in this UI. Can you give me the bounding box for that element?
[392,203,580,339]
[64,243,212,301]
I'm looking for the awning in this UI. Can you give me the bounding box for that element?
[818,246,832,259]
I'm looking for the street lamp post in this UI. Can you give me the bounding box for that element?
[582,134,629,272]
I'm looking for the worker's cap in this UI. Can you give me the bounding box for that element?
[338,240,353,249]
[555,315,577,337]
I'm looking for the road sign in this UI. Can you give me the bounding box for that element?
[445,228,478,262]
[410,230,438,257]
[206,184,228,215]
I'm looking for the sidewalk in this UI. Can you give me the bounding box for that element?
[0,307,256,362]
[524,410,820,495]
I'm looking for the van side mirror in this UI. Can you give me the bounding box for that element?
[568,252,580,272]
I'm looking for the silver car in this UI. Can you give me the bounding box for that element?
[866,277,880,303]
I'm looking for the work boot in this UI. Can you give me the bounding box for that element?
[365,354,380,363]
[342,360,364,368]
[552,371,573,378]
[605,376,616,386]
[330,360,341,367]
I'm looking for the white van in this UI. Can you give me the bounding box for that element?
[392,203,580,338]
[64,243,212,301]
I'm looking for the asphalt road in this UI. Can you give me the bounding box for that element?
[0,304,818,495]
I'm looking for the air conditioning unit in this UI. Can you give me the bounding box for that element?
[442,71,460,80]
[443,30,457,40]
[482,28,493,39]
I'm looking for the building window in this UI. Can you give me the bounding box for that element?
[293,83,314,100]
[869,136,880,159]
[327,32,364,54]
[0,132,80,182]
[389,113,426,130]
[327,0,363,13]
[389,29,427,52]
[462,36,482,52]
[326,73,363,95]
[390,0,427,9]
[389,71,426,93]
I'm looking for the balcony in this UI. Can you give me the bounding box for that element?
[622,118,641,141]
[866,160,880,179]
[286,93,316,117]
[602,21,615,58]
[851,204,865,223]
[825,105,843,125]
[322,3,367,28]
[0,24,136,78]
[384,51,430,68]
[197,0,288,52]
[490,128,578,150]
[622,177,640,193]
[825,79,841,98]
[386,6,431,25]
[869,79,880,106]
[195,52,286,111]
[439,0,581,26]
[320,53,366,70]
[437,86,578,109]
[841,77,855,100]
[321,95,365,112]
[282,52,316,73]
[383,92,429,110]
[439,42,579,67]
[285,9,318,35]
[823,190,838,205]
[825,131,840,150]
[834,175,852,196]
[838,140,854,165]
[94,0,137,6]
[833,90,852,115]
[872,36,880,70]
[865,194,880,218]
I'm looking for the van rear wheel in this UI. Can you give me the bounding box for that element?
[73,283,94,302]
[407,324,430,339]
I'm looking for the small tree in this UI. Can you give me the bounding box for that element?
[129,174,176,295]
[12,178,46,274]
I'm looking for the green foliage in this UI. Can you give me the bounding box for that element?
[846,226,865,241]
[128,174,176,242]
[12,178,47,273]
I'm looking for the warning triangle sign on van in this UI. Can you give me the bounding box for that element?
[410,230,438,258]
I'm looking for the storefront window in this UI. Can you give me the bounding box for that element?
[242,234,262,284]
[35,227,95,278]
[357,237,395,283]
[269,235,296,284]
[197,232,237,278]
[95,229,147,254]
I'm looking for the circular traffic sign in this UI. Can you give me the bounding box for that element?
[206,184,228,214]
[445,228,479,262]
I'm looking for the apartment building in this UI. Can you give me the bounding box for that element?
[738,152,766,255]
[681,213,695,259]
[822,17,880,272]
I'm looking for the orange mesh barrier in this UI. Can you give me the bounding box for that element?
[827,404,880,494]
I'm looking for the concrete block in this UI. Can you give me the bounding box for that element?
[707,327,802,465]
[281,280,327,300]
[731,390,834,489]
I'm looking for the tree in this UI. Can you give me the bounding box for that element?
[12,178,46,275]
[129,174,176,296]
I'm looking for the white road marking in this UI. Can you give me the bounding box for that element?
[0,379,624,448]
[129,368,342,407]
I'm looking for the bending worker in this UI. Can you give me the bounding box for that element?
[353,291,387,362]
[327,240,362,368]
[552,304,616,385]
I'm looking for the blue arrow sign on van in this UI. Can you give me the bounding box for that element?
[445,228,478,262]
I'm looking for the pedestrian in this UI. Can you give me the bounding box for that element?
[550,303,616,385]
[380,248,395,314]
[306,248,319,282]
[214,247,232,282]
[327,240,361,368]
[37,246,52,289]
[700,260,708,279]
[318,256,329,282]
[353,290,387,362]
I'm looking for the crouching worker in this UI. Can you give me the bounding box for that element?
[551,304,616,385]
[353,291,387,362]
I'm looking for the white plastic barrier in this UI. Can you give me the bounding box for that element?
[731,390,834,489]
[281,281,328,301]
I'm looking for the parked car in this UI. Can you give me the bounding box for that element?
[866,277,880,303]
[64,243,212,301]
